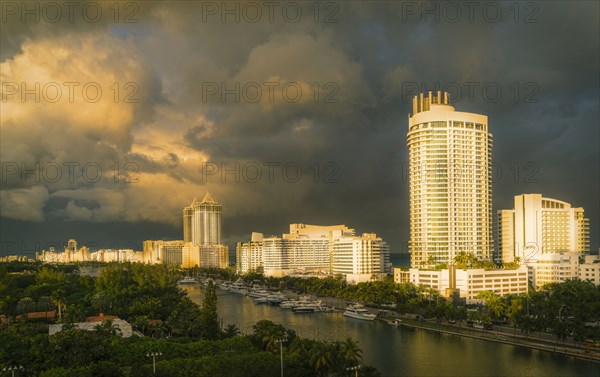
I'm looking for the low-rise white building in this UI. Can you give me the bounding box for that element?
[527,251,580,289]
[49,316,134,337]
[455,266,529,301]
[579,254,600,285]
[393,265,529,302]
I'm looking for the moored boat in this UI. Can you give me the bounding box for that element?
[343,304,377,321]
[266,292,287,304]
[248,288,270,298]
[229,279,249,295]
[292,299,322,313]
[177,277,198,285]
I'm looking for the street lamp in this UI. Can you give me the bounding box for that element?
[346,364,362,377]
[275,336,287,377]
[146,351,162,375]
[2,365,24,377]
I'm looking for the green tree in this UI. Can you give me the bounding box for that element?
[252,320,296,351]
[223,324,240,338]
[199,280,221,340]
[51,289,67,321]
[309,342,335,376]
[340,337,363,367]
[476,291,506,319]
[16,297,35,314]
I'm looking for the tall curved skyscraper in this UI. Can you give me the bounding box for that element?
[407,91,493,268]
[192,192,222,245]
[181,193,228,268]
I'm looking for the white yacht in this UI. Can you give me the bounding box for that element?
[292,300,322,313]
[279,296,311,309]
[266,292,287,305]
[219,282,231,291]
[177,277,198,285]
[343,305,377,321]
[248,288,270,298]
[229,280,249,295]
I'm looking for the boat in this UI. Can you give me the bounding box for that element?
[280,296,313,309]
[292,299,322,313]
[219,282,231,291]
[293,305,321,313]
[248,288,270,298]
[266,292,287,305]
[177,277,198,285]
[343,304,377,321]
[229,280,249,295]
[254,296,269,304]
[392,319,403,326]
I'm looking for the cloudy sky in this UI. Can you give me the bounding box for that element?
[1,1,598,257]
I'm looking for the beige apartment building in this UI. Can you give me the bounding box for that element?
[407,91,493,268]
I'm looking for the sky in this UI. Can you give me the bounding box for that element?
[1,1,598,256]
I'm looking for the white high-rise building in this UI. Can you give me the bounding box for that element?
[236,232,264,274]
[407,91,493,268]
[333,233,391,284]
[262,224,352,277]
[496,194,590,263]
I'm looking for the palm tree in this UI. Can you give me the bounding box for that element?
[223,324,240,338]
[51,288,67,321]
[340,338,363,366]
[289,338,314,360]
[95,319,121,337]
[263,335,280,353]
[310,342,335,376]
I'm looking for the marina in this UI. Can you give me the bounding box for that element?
[207,279,365,316]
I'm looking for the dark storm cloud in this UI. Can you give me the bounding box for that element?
[1,1,598,254]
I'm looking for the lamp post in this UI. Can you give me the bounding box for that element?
[2,365,24,377]
[346,364,362,377]
[275,336,287,377]
[146,351,162,375]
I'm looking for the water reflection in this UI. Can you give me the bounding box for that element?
[183,285,597,377]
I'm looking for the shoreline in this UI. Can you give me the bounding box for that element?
[212,282,600,364]
[383,317,600,363]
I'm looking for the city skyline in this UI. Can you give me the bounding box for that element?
[1,2,598,256]
[1,2,599,376]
